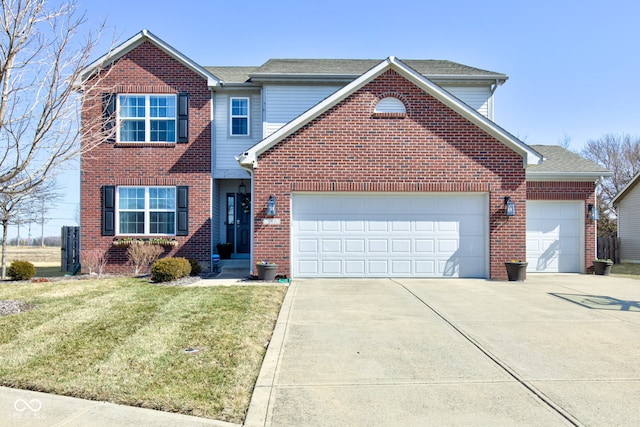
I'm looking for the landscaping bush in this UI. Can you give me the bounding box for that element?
[8,260,36,280]
[151,257,191,282]
[187,258,202,276]
[127,243,164,275]
[83,248,109,276]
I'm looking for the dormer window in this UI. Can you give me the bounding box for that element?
[373,96,406,118]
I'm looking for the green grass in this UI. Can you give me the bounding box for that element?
[33,265,67,277]
[612,262,640,279]
[0,277,286,423]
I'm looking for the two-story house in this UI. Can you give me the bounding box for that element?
[77,30,610,280]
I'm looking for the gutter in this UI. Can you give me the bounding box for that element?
[526,171,614,181]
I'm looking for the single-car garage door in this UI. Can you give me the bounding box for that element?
[291,193,488,278]
[526,201,583,273]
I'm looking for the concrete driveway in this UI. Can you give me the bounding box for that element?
[246,274,640,426]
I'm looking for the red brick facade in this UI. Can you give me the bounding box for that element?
[80,41,211,273]
[253,70,528,280]
[80,40,599,279]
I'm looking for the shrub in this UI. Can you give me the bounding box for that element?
[83,249,109,276]
[8,260,36,280]
[187,258,202,276]
[151,257,191,282]
[127,243,164,275]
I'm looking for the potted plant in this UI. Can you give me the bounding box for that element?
[505,260,528,281]
[593,259,613,276]
[255,261,278,281]
[216,242,233,259]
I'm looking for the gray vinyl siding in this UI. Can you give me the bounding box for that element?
[441,85,493,119]
[263,84,342,136]
[618,182,640,262]
[213,91,262,177]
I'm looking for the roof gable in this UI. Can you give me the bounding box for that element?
[237,56,541,168]
[613,171,640,205]
[75,29,220,87]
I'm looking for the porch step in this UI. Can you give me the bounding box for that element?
[219,259,250,272]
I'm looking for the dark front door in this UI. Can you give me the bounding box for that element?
[226,193,251,254]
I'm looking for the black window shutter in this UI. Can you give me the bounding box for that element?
[102,186,116,236]
[176,186,188,235]
[102,93,116,143]
[177,92,189,143]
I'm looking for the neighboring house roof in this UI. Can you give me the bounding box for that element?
[612,170,640,205]
[237,56,541,168]
[526,145,612,181]
[249,59,508,84]
[74,29,220,87]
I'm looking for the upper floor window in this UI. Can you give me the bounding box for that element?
[374,97,406,116]
[118,95,176,143]
[117,186,176,235]
[230,97,250,136]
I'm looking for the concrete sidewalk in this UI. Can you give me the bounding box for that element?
[246,274,640,426]
[0,386,238,427]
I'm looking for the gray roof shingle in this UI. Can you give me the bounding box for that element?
[251,58,506,78]
[527,145,611,175]
[204,59,506,83]
[203,66,257,83]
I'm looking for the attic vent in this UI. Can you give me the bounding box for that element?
[373,97,406,118]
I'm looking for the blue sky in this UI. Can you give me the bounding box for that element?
[23,0,640,240]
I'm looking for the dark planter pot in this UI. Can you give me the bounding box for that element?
[505,262,528,281]
[256,264,277,281]
[216,244,233,260]
[594,260,613,276]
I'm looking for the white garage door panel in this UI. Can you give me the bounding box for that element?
[526,201,583,273]
[292,193,487,278]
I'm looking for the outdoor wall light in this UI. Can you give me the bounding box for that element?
[266,195,277,217]
[504,196,516,217]
[238,180,247,195]
[588,203,600,221]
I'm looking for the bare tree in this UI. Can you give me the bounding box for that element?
[0,0,111,198]
[557,133,572,150]
[0,178,57,278]
[581,134,640,207]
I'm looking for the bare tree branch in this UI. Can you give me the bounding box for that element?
[0,0,114,197]
[580,133,640,206]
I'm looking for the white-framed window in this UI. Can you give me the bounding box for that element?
[230,97,250,136]
[118,94,177,142]
[374,97,406,114]
[117,186,176,235]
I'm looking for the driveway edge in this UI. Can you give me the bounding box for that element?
[244,280,299,426]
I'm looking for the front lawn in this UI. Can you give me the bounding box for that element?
[612,262,640,279]
[0,277,286,424]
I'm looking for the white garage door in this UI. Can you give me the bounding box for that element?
[526,201,583,273]
[291,193,487,278]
